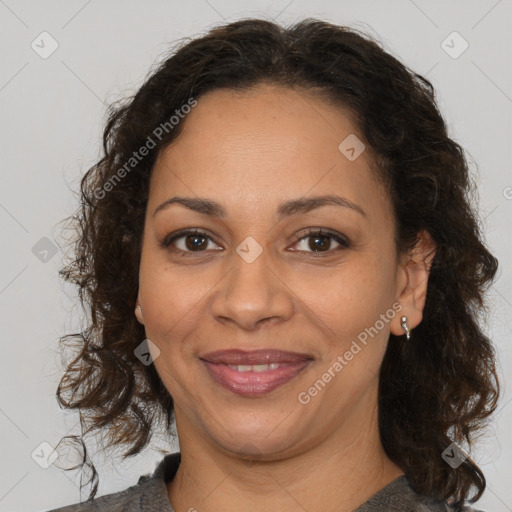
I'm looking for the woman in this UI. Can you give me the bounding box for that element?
[47,17,499,512]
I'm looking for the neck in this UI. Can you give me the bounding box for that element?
[167,399,404,512]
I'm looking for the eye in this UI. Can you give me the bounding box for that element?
[161,228,350,257]
[290,228,349,254]
[161,229,221,255]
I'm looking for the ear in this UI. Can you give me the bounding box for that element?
[135,297,145,325]
[391,230,436,337]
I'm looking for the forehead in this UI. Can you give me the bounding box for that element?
[149,84,391,223]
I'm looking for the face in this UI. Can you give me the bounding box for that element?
[136,84,410,460]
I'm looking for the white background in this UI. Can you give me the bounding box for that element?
[0,1,510,511]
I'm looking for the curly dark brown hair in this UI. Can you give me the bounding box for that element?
[55,17,499,510]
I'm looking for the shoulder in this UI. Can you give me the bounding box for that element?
[44,484,143,512]
[44,452,181,512]
[354,475,487,512]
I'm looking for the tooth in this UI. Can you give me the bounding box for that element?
[226,363,282,371]
[252,364,270,372]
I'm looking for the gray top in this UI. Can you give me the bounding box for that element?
[45,452,485,512]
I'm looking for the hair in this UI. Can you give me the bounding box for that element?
[55,17,499,510]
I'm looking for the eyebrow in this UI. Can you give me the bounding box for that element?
[153,194,366,219]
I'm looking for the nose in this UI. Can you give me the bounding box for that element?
[210,247,294,331]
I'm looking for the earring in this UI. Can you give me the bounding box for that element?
[136,305,143,314]
[400,316,411,340]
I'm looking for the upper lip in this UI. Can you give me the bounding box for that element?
[200,349,314,365]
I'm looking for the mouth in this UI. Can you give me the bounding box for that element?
[199,349,314,397]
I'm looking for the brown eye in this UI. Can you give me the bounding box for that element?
[183,233,209,251]
[291,229,349,254]
[161,229,221,254]
[307,234,331,252]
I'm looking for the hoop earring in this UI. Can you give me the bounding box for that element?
[400,316,411,340]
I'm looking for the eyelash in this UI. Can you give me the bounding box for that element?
[160,228,350,257]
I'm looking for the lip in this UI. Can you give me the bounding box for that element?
[200,349,314,397]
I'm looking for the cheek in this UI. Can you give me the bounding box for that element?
[293,262,395,402]
[137,256,205,401]
[294,254,397,345]
[138,250,207,347]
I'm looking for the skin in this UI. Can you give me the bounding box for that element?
[135,84,436,512]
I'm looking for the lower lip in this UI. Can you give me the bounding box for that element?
[202,360,312,397]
